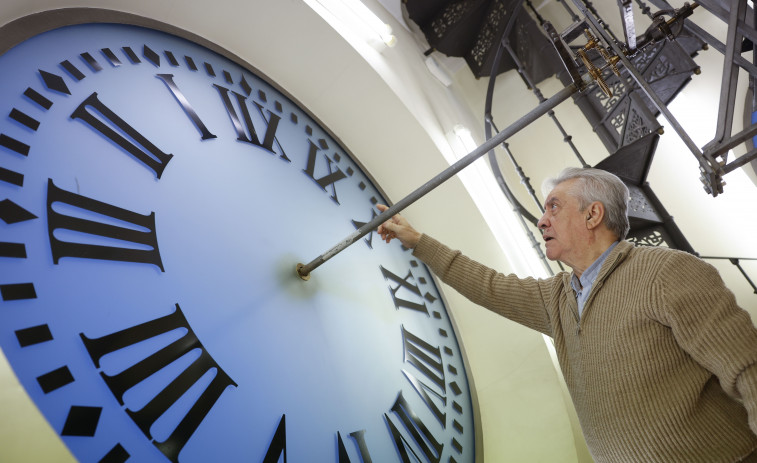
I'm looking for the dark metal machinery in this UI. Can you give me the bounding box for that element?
[403,0,756,293]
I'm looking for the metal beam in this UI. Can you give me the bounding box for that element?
[706,0,748,148]
[695,0,757,45]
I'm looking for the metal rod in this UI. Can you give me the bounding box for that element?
[700,256,757,294]
[694,0,757,46]
[482,10,544,226]
[296,77,588,280]
[504,40,589,167]
[645,0,757,77]
[707,0,746,148]
[555,0,581,23]
[583,0,622,44]
[481,21,562,276]
[723,148,757,174]
[619,0,638,52]
[705,122,757,159]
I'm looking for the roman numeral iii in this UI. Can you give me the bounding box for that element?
[46,179,164,270]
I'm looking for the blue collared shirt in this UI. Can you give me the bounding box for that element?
[571,241,618,318]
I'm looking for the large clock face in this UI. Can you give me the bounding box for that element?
[0,16,476,463]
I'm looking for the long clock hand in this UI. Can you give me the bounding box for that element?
[296,77,585,280]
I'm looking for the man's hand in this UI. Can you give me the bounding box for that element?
[376,204,422,249]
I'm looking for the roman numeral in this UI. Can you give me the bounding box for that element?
[80,304,236,463]
[213,84,290,161]
[303,140,347,204]
[70,92,174,179]
[401,326,446,425]
[262,414,287,463]
[384,391,443,463]
[46,179,164,271]
[156,73,217,141]
[337,429,373,463]
[379,265,429,315]
[351,209,378,249]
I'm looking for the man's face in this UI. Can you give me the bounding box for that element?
[537,179,589,267]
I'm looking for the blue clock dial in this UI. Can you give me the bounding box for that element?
[0,16,476,463]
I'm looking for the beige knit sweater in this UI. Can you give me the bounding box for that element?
[414,235,757,462]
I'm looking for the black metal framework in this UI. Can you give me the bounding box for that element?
[586,0,757,196]
[477,0,755,290]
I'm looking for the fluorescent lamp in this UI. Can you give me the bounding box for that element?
[425,55,453,87]
[306,0,397,49]
[340,0,396,47]
[452,124,477,155]
[446,125,550,278]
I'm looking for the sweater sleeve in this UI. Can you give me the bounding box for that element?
[737,366,757,436]
[412,234,554,336]
[657,250,757,435]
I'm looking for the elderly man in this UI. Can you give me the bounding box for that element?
[377,167,757,462]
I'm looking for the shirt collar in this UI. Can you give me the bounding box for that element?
[571,241,619,291]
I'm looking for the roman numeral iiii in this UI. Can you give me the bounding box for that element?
[80,304,236,463]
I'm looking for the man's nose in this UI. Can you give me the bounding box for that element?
[537,214,548,231]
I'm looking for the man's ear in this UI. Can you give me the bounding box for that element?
[585,201,605,229]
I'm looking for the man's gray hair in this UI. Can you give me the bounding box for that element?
[543,167,630,240]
